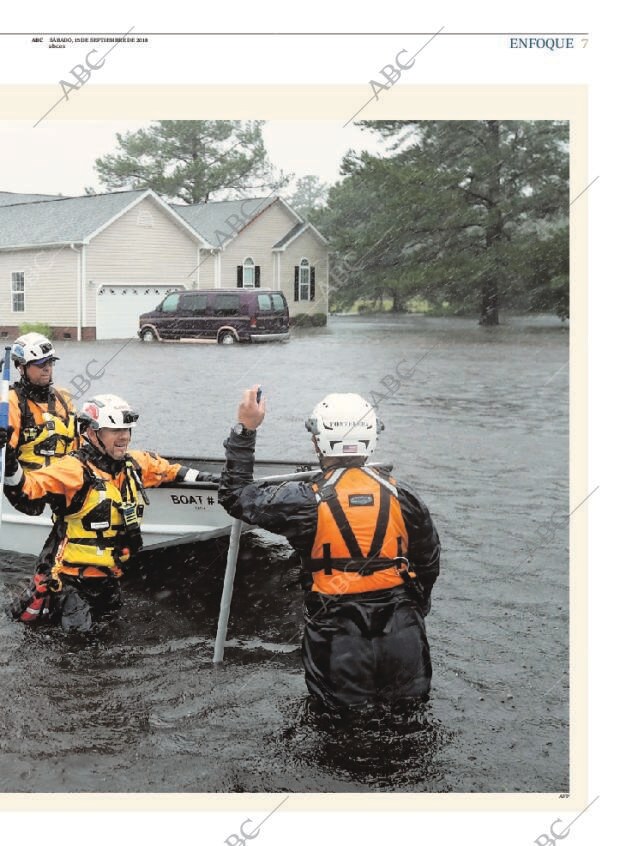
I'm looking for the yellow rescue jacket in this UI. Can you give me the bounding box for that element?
[9,385,77,470]
[52,456,145,580]
[307,465,410,595]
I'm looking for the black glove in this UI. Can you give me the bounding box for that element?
[176,466,218,484]
[0,424,13,450]
[1,427,19,478]
[196,471,219,483]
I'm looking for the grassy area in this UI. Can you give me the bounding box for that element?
[333,297,466,316]
[18,321,53,337]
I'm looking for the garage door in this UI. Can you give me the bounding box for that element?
[96,284,185,340]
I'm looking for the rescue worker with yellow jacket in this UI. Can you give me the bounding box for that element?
[1,393,214,632]
[219,386,441,711]
[0,332,78,505]
[0,332,79,575]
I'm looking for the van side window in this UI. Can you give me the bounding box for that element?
[271,293,285,311]
[214,293,241,316]
[257,293,273,312]
[183,293,208,314]
[161,293,181,313]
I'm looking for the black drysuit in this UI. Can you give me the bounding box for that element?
[219,429,441,710]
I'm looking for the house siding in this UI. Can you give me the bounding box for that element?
[0,245,79,338]
[84,196,201,327]
[196,251,217,288]
[280,229,329,317]
[219,202,298,289]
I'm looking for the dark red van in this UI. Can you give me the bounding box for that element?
[138,288,290,344]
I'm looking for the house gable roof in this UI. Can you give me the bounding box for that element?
[172,196,285,249]
[0,189,211,250]
[272,221,329,251]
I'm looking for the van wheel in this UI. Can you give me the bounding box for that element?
[218,331,236,345]
[141,328,157,343]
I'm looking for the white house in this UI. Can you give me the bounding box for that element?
[0,189,329,340]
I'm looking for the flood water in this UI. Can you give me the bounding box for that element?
[0,313,569,793]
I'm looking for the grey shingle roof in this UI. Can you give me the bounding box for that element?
[0,191,64,207]
[0,190,152,249]
[172,196,277,248]
[0,190,324,253]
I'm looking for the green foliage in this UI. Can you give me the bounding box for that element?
[291,313,312,327]
[18,322,52,338]
[319,120,569,323]
[286,175,329,220]
[292,312,327,327]
[94,120,290,204]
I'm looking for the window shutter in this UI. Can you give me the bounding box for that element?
[237,266,243,287]
[310,267,316,301]
[294,265,299,301]
[255,266,261,288]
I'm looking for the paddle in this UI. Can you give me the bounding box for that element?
[0,346,12,531]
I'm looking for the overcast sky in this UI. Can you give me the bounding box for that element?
[0,120,387,199]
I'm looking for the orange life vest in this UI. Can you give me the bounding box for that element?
[10,385,77,470]
[306,465,411,595]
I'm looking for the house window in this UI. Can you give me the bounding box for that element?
[299,258,310,301]
[294,260,315,302]
[11,272,25,312]
[237,258,261,288]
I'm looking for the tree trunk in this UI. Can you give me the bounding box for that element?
[479,282,499,325]
[390,289,407,312]
[479,120,501,326]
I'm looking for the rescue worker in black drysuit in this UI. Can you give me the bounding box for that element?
[1,393,215,631]
[219,386,441,711]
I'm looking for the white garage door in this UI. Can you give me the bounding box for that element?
[96,284,185,340]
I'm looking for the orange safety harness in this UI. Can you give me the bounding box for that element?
[13,385,76,470]
[305,466,415,594]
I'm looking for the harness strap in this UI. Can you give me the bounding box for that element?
[15,387,32,447]
[55,563,123,579]
[322,543,332,575]
[125,456,150,505]
[305,556,403,574]
[361,465,399,497]
[367,479,391,560]
[322,490,364,561]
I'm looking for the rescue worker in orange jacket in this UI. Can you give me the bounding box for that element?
[219,386,441,711]
[1,393,215,632]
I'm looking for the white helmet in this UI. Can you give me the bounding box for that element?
[305,393,383,458]
[11,332,58,366]
[79,394,139,430]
